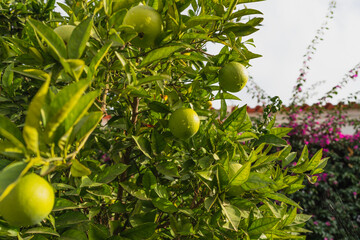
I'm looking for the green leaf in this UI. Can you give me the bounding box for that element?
[23,76,50,153]
[282,152,297,168]
[53,90,100,144]
[306,149,322,171]
[152,198,178,213]
[53,198,78,211]
[0,141,24,159]
[68,18,93,59]
[224,22,259,37]
[214,91,241,100]
[121,222,157,240]
[60,229,88,240]
[147,101,171,113]
[0,115,25,151]
[264,193,302,209]
[222,105,247,129]
[248,217,280,236]
[139,45,184,67]
[136,74,171,86]
[132,135,152,159]
[156,162,180,178]
[70,159,91,177]
[282,207,297,227]
[0,161,32,202]
[24,227,59,237]
[254,134,287,147]
[55,212,89,227]
[45,79,91,142]
[269,127,292,138]
[27,18,67,59]
[87,42,112,80]
[88,223,110,240]
[61,58,85,81]
[220,96,227,120]
[230,9,263,20]
[69,112,103,145]
[237,132,258,142]
[224,0,238,20]
[229,161,251,187]
[142,170,157,191]
[217,165,229,191]
[220,203,241,231]
[1,63,14,95]
[151,129,166,155]
[185,15,222,28]
[120,182,149,200]
[96,163,129,184]
[12,67,49,81]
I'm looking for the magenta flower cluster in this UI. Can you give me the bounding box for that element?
[285,107,360,153]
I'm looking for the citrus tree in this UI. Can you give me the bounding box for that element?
[0,0,328,239]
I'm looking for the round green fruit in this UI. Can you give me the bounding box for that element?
[169,108,200,139]
[123,5,163,48]
[218,62,248,93]
[54,25,76,44]
[0,173,55,226]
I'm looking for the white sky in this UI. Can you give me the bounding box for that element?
[55,1,360,108]
[210,0,360,108]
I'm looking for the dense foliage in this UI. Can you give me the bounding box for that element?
[285,105,360,240]
[0,0,328,239]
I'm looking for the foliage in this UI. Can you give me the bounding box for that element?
[0,0,328,239]
[244,1,360,239]
[284,105,360,240]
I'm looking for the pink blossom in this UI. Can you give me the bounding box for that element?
[325,221,331,226]
[353,192,357,197]
[314,221,318,225]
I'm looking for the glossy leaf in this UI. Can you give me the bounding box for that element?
[0,161,32,202]
[222,105,247,130]
[139,46,184,67]
[24,227,59,237]
[68,18,93,59]
[70,159,91,177]
[45,79,91,142]
[53,90,100,144]
[229,161,251,187]
[248,217,280,236]
[264,193,302,209]
[0,115,25,151]
[23,76,50,153]
[27,18,67,59]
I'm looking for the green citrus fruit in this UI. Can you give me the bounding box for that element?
[218,62,248,92]
[54,25,76,44]
[123,5,163,48]
[169,108,200,139]
[0,173,55,226]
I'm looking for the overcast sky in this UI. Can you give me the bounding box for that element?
[210,0,360,108]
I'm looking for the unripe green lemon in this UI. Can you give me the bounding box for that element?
[169,108,200,139]
[123,5,163,48]
[218,62,248,93]
[0,173,55,227]
[54,25,76,44]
